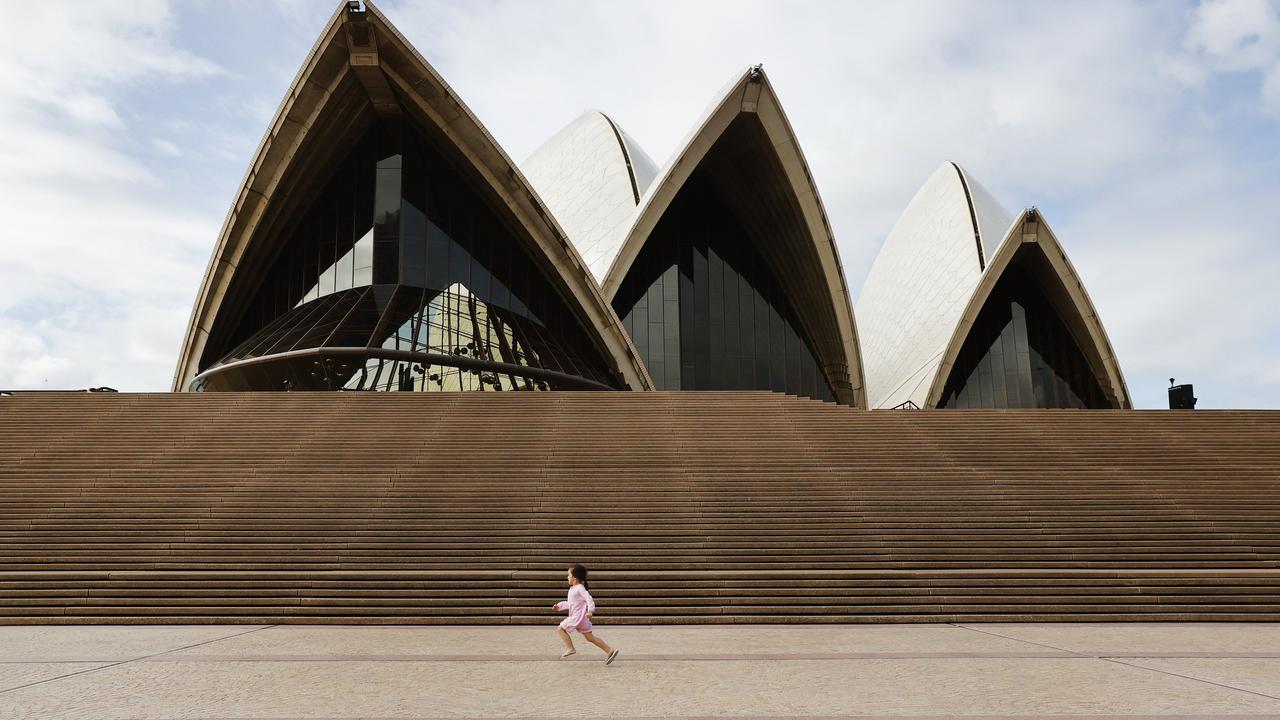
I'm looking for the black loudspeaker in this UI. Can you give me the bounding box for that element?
[1169,384,1197,410]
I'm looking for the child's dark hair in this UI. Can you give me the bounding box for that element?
[569,563,589,589]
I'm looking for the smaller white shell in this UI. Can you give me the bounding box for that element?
[522,111,658,283]
[857,162,1013,409]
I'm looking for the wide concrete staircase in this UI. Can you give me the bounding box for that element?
[1,392,1278,624]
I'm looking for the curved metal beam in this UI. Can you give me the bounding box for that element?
[192,346,614,392]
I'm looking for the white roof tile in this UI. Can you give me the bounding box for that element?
[522,111,657,283]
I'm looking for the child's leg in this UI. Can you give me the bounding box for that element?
[581,631,613,654]
[557,627,576,652]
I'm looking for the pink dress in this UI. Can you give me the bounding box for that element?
[555,583,595,633]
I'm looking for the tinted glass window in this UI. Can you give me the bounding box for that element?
[202,117,617,392]
[939,268,1111,408]
[612,175,836,402]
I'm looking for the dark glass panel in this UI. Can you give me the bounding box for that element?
[299,224,318,308]
[631,303,648,355]
[203,112,619,393]
[989,332,1007,405]
[800,342,813,399]
[692,242,710,389]
[333,212,355,295]
[314,202,335,297]
[611,173,835,402]
[350,135,376,290]
[661,263,681,389]
[738,270,754,387]
[753,288,770,390]
[722,259,738,365]
[707,247,724,390]
[448,215,471,291]
[221,126,376,351]
[336,171,357,282]
[426,218,450,293]
[224,308,294,363]
[787,325,801,393]
[470,216,493,304]
[324,286,379,349]
[400,129,428,288]
[256,294,342,356]
[1000,317,1019,406]
[373,150,402,285]
[767,300,784,392]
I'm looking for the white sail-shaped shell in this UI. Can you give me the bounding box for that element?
[860,163,1129,409]
[858,162,1013,409]
[522,111,658,282]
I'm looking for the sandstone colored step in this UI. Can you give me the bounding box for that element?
[1,392,1278,623]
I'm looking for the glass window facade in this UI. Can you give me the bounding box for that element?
[939,259,1111,409]
[613,174,836,402]
[197,118,617,392]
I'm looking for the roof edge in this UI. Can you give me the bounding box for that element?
[601,65,866,407]
[172,2,350,391]
[924,209,1131,409]
[175,0,654,393]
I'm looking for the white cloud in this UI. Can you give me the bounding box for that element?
[1066,163,1280,409]
[1266,63,1280,114]
[152,138,182,157]
[0,302,191,391]
[1188,0,1280,70]
[0,1,221,391]
[1187,0,1280,118]
[0,1,218,126]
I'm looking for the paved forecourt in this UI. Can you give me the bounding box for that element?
[1,624,1279,719]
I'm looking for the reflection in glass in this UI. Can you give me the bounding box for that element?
[193,284,609,392]
[613,175,836,402]
[198,116,616,392]
[299,231,373,307]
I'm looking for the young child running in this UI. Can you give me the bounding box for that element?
[553,563,619,664]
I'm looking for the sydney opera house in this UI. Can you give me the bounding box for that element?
[5,0,1279,627]
[172,0,1127,410]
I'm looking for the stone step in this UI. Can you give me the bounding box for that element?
[1,392,1278,623]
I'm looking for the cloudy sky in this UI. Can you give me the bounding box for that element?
[1,0,1277,408]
